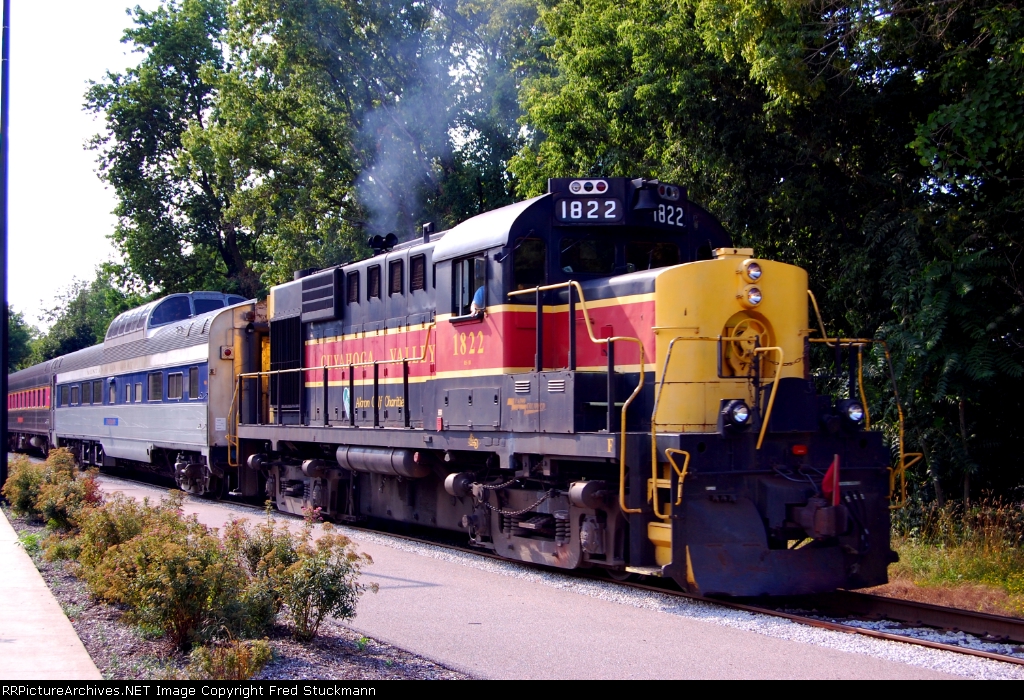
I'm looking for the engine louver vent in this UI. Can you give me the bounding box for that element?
[547,379,566,393]
[301,268,343,322]
[515,380,531,394]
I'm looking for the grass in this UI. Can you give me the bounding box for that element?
[888,498,1024,616]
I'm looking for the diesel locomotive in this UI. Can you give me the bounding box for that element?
[8,177,912,596]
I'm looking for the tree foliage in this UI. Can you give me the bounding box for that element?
[7,306,38,372]
[81,0,1023,496]
[30,267,147,364]
[514,0,1024,496]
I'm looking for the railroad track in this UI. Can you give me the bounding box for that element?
[95,472,1024,668]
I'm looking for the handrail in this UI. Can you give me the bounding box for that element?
[508,281,646,514]
[226,378,240,467]
[753,347,784,450]
[807,290,923,507]
[665,449,690,505]
[648,335,780,519]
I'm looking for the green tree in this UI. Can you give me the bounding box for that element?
[31,267,148,363]
[87,0,262,297]
[7,306,38,372]
[513,0,1024,496]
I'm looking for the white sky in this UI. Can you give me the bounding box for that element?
[7,0,159,329]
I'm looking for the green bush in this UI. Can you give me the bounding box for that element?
[187,638,272,680]
[97,515,245,649]
[3,449,102,530]
[276,524,375,642]
[51,489,375,648]
[60,493,171,586]
[3,456,46,519]
[37,467,101,531]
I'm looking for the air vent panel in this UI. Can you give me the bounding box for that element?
[301,268,344,322]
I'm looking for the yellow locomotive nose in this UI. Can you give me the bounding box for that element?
[650,248,810,433]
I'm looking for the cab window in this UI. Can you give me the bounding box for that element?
[560,238,615,274]
[453,256,486,317]
[513,238,546,290]
[626,241,680,271]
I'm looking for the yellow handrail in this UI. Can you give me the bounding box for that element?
[508,281,646,514]
[648,336,779,519]
[753,347,784,450]
[665,449,690,506]
[807,290,923,507]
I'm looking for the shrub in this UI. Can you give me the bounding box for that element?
[37,468,101,531]
[3,456,46,519]
[2,449,102,529]
[61,493,169,586]
[276,524,375,642]
[187,638,272,680]
[17,531,42,556]
[97,515,245,649]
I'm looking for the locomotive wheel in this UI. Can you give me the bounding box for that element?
[605,569,639,583]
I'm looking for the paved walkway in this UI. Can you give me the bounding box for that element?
[0,509,102,680]
[100,477,956,680]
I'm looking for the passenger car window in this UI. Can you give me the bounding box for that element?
[71,386,80,405]
[513,238,546,290]
[149,296,192,327]
[194,299,224,315]
[168,373,183,400]
[560,237,615,274]
[135,383,143,403]
[93,380,103,404]
[82,382,92,405]
[109,383,117,405]
[189,367,200,399]
[148,373,163,401]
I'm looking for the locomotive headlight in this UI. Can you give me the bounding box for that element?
[845,402,865,423]
[741,260,762,283]
[721,399,752,432]
[837,399,865,429]
[731,403,751,424]
[739,285,763,307]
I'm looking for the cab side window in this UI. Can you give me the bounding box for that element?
[513,238,546,290]
[453,256,486,317]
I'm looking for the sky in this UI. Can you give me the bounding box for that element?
[7,0,160,329]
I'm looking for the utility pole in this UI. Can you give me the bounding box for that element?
[1,0,10,491]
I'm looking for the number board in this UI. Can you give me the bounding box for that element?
[650,203,688,229]
[555,197,624,224]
